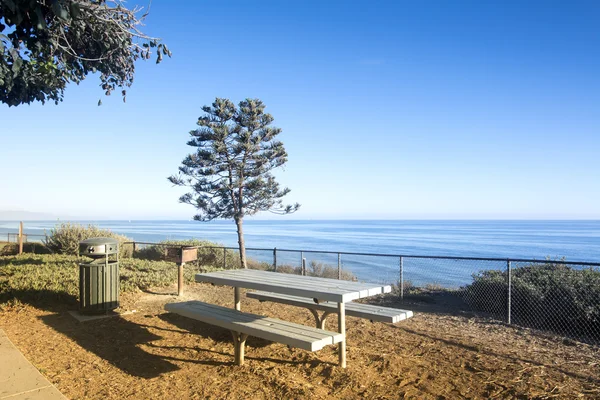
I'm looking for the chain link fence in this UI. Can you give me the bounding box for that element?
[3,233,598,345]
[197,247,600,345]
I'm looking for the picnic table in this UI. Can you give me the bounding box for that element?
[193,269,392,367]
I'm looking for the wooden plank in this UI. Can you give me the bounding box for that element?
[224,269,391,293]
[195,270,391,302]
[196,273,357,303]
[247,291,414,323]
[166,301,342,350]
[165,301,343,351]
[168,301,338,342]
[199,269,385,293]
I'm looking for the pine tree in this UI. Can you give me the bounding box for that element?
[169,98,300,268]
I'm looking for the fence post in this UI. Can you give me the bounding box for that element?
[132,242,137,256]
[400,256,404,300]
[273,247,277,271]
[302,257,306,276]
[300,251,304,275]
[507,260,512,324]
[18,221,23,255]
[337,253,342,280]
[223,248,227,269]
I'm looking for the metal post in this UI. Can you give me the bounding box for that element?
[337,253,342,280]
[178,262,185,296]
[18,221,23,255]
[338,302,346,368]
[234,287,241,311]
[273,247,277,271]
[223,248,227,269]
[507,260,512,324]
[400,256,404,300]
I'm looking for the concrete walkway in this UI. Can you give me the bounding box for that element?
[0,329,66,399]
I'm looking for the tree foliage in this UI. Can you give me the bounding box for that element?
[0,0,170,106]
[169,98,300,268]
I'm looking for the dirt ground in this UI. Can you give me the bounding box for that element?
[1,282,599,400]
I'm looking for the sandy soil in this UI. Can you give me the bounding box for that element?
[1,282,599,399]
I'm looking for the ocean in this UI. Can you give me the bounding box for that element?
[2,220,599,286]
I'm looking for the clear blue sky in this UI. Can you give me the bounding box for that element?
[1,0,599,220]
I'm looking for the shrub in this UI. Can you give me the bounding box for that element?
[308,261,356,281]
[0,254,199,309]
[463,261,600,340]
[45,223,132,258]
[135,239,238,270]
[0,241,51,256]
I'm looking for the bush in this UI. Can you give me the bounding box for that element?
[45,223,132,258]
[0,241,51,256]
[463,261,600,339]
[0,254,199,309]
[308,261,356,281]
[135,239,239,270]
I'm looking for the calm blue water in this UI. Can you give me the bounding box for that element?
[2,220,599,286]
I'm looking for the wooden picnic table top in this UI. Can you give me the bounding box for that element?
[195,269,392,303]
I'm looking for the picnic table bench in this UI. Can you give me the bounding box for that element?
[165,269,393,368]
[165,301,343,365]
[247,291,413,329]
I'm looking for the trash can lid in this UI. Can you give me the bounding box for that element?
[79,237,120,246]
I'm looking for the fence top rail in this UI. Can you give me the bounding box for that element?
[123,241,600,267]
[5,233,47,237]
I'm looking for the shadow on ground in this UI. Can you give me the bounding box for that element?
[156,312,333,367]
[3,289,180,378]
[159,312,273,350]
[363,290,486,318]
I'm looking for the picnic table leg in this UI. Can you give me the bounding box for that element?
[231,331,248,365]
[308,309,332,330]
[338,302,346,368]
[234,287,241,311]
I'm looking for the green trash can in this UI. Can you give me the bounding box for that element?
[78,237,120,314]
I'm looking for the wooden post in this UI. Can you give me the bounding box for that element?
[273,247,277,271]
[18,221,23,255]
[223,248,227,269]
[132,242,137,256]
[178,262,185,296]
[337,253,342,280]
[234,287,241,311]
[302,257,306,276]
[338,302,346,368]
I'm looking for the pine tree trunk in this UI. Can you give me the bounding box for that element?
[235,217,247,269]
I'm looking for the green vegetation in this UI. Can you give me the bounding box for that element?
[45,223,132,258]
[168,98,299,268]
[0,241,51,256]
[135,239,240,270]
[464,261,600,338]
[0,251,356,311]
[1,0,170,106]
[0,254,197,309]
